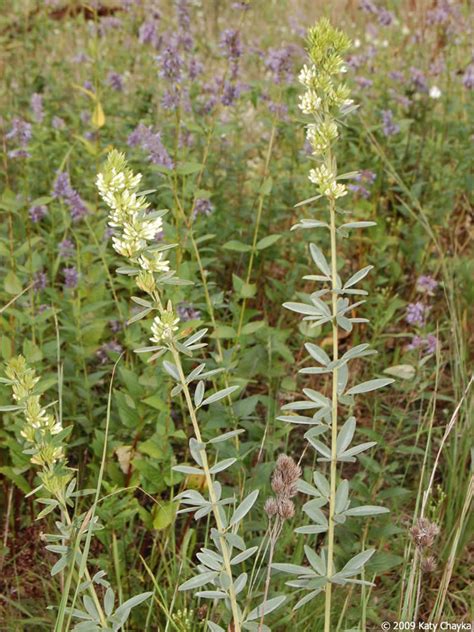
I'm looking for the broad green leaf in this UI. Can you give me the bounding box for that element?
[4,271,22,295]
[384,364,416,380]
[256,234,281,250]
[345,505,389,517]
[223,240,252,252]
[241,321,265,335]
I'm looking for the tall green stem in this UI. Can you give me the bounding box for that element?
[325,195,339,632]
[170,347,241,632]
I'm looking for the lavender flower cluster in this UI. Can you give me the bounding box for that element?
[52,172,88,222]
[406,275,439,355]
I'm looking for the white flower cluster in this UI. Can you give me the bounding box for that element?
[306,121,339,155]
[308,165,347,198]
[298,90,322,115]
[96,150,169,272]
[150,301,180,345]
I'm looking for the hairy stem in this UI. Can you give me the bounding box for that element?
[325,194,339,632]
[170,347,241,632]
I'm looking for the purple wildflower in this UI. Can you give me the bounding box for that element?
[406,302,429,327]
[29,205,48,223]
[378,8,394,26]
[359,0,378,14]
[177,302,201,321]
[63,266,79,289]
[463,64,474,90]
[58,238,75,258]
[157,45,183,82]
[96,340,123,364]
[416,275,438,295]
[52,116,66,130]
[425,334,438,355]
[107,71,124,91]
[162,88,181,111]
[192,198,213,219]
[221,81,242,106]
[220,29,242,62]
[6,117,32,146]
[356,76,373,89]
[410,67,428,93]
[139,19,161,48]
[30,93,44,123]
[33,270,48,290]
[381,109,400,136]
[127,123,174,169]
[83,81,94,92]
[188,58,204,80]
[52,172,88,221]
[264,46,295,84]
[389,71,404,82]
[109,319,122,333]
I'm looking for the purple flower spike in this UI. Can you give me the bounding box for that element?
[107,71,124,92]
[381,109,400,136]
[29,205,48,223]
[406,302,429,327]
[31,93,44,123]
[58,238,75,258]
[63,266,79,289]
[416,275,438,295]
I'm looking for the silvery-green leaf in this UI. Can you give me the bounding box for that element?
[83,596,99,620]
[194,381,205,407]
[305,342,330,366]
[293,194,324,208]
[303,500,328,525]
[234,572,248,594]
[340,549,375,574]
[104,588,114,617]
[207,623,225,632]
[127,307,152,325]
[51,555,69,576]
[231,546,258,565]
[243,624,271,632]
[292,218,329,228]
[230,490,259,526]
[186,363,206,381]
[196,590,227,599]
[246,595,286,622]
[336,417,356,455]
[195,505,213,520]
[303,388,330,407]
[337,363,349,395]
[309,243,331,277]
[344,265,373,289]
[341,343,374,362]
[277,414,320,424]
[172,465,203,475]
[345,378,394,396]
[344,505,389,517]
[175,489,206,504]
[335,480,349,514]
[306,438,331,459]
[189,438,205,466]
[225,532,246,551]
[304,545,326,576]
[340,441,376,459]
[337,315,353,332]
[297,479,319,496]
[201,385,239,406]
[294,587,325,610]
[281,400,323,411]
[340,221,376,230]
[271,563,311,575]
[179,571,217,591]
[313,471,330,497]
[384,364,416,380]
[295,524,328,535]
[162,361,180,381]
[299,366,331,375]
[208,429,245,444]
[210,458,236,474]
[283,302,322,316]
[311,296,331,318]
[183,329,208,347]
[196,552,222,572]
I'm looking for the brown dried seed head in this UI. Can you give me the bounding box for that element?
[271,454,301,499]
[421,555,437,573]
[278,498,295,520]
[264,498,279,518]
[410,518,440,548]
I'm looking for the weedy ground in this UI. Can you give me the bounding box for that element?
[0,1,472,631]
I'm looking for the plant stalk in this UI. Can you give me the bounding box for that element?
[324,195,339,632]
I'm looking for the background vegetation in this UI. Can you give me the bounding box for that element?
[0,0,472,630]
